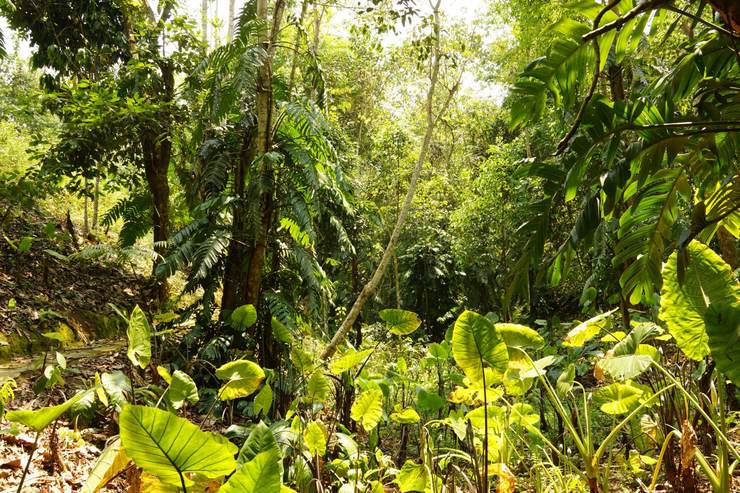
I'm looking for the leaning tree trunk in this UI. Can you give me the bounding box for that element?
[320,0,455,360]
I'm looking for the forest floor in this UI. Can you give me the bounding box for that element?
[0,206,156,492]
[0,204,156,360]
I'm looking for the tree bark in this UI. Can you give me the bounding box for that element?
[320,0,454,360]
[227,0,236,42]
[201,0,209,47]
[288,0,310,93]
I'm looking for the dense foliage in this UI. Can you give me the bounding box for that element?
[0,0,738,492]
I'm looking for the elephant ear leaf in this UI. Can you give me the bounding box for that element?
[127,306,151,369]
[238,421,280,464]
[119,405,237,487]
[219,450,282,493]
[705,303,740,386]
[7,389,93,431]
[350,389,384,432]
[380,309,422,336]
[451,310,508,384]
[659,241,740,360]
[81,438,130,493]
[231,304,257,330]
[215,360,265,400]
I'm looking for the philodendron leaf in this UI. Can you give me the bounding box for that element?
[101,371,132,411]
[563,309,617,347]
[396,460,428,493]
[451,310,509,384]
[81,438,131,493]
[238,421,280,464]
[495,323,545,349]
[598,354,654,381]
[390,407,421,424]
[119,405,237,487]
[216,360,265,400]
[594,382,650,415]
[351,388,384,431]
[219,450,282,493]
[556,364,576,395]
[705,303,740,386]
[659,241,740,360]
[253,382,273,416]
[167,370,199,410]
[304,421,327,456]
[231,304,258,330]
[380,309,422,336]
[127,306,151,369]
[330,349,374,375]
[7,389,93,431]
[306,372,331,404]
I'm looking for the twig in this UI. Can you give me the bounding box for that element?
[582,0,665,42]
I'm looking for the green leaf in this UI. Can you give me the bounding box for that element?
[219,450,281,493]
[351,389,384,431]
[595,382,650,415]
[81,438,131,493]
[465,405,506,433]
[231,304,257,330]
[7,390,93,431]
[304,421,327,456]
[396,461,428,493]
[563,309,617,347]
[330,349,374,375]
[390,407,421,424]
[101,371,132,411]
[451,311,509,383]
[271,317,293,344]
[705,303,740,386]
[380,309,422,336]
[119,405,237,486]
[495,323,545,349]
[215,360,265,400]
[127,306,151,369]
[598,354,654,381]
[510,402,540,429]
[306,372,331,404]
[427,342,450,360]
[416,388,445,411]
[253,382,273,416]
[659,241,740,360]
[556,364,576,395]
[238,421,280,464]
[167,370,199,410]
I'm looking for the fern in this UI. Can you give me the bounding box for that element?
[0,378,16,419]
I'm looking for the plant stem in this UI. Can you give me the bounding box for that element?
[17,428,41,493]
[179,470,188,493]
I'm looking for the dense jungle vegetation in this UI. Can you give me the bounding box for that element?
[0,0,738,491]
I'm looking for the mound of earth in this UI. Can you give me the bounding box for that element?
[0,204,157,360]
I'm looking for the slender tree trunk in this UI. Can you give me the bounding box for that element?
[83,178,89,237]
[201,0,209,47]
[320,0,455,360]
[227,0,236,41]
[309,4,325,101]
[92,172,100,232]
[288,0,310,92]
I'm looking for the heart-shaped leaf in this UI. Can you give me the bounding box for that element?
[380,309,422,336]
[216,360,265,400]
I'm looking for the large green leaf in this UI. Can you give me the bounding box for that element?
[705,303,740,386]
[231,304,257,330]
[167,370,199,410]
[127,306,151,369]
[81,438,131,493]
[219,450,281,493]
[7,389,93,431]
[659,241,740,360]
[253,382,273,416]
[351,388,384,431]
[329,349,374,375]
[304,421,327,456]
[495,323,545,349]
[101,371,132,411]
[380,309,422,336]
[396,460,429,493]
[594,382,650,415]
[306,372,331,404]
[215,360,265,400]
[390,406,420,424]
[238,421,280,464]
[563,309,617,347]
[451,311,508,383]
[119,405,237,486]
[598,354,654,381]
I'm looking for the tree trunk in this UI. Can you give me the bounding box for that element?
[92,171,100,232]
[309,4,325,101]
[320,0,454,360]
[288,0,310,92]
[201,0,209,47]
[227,0,236,42]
